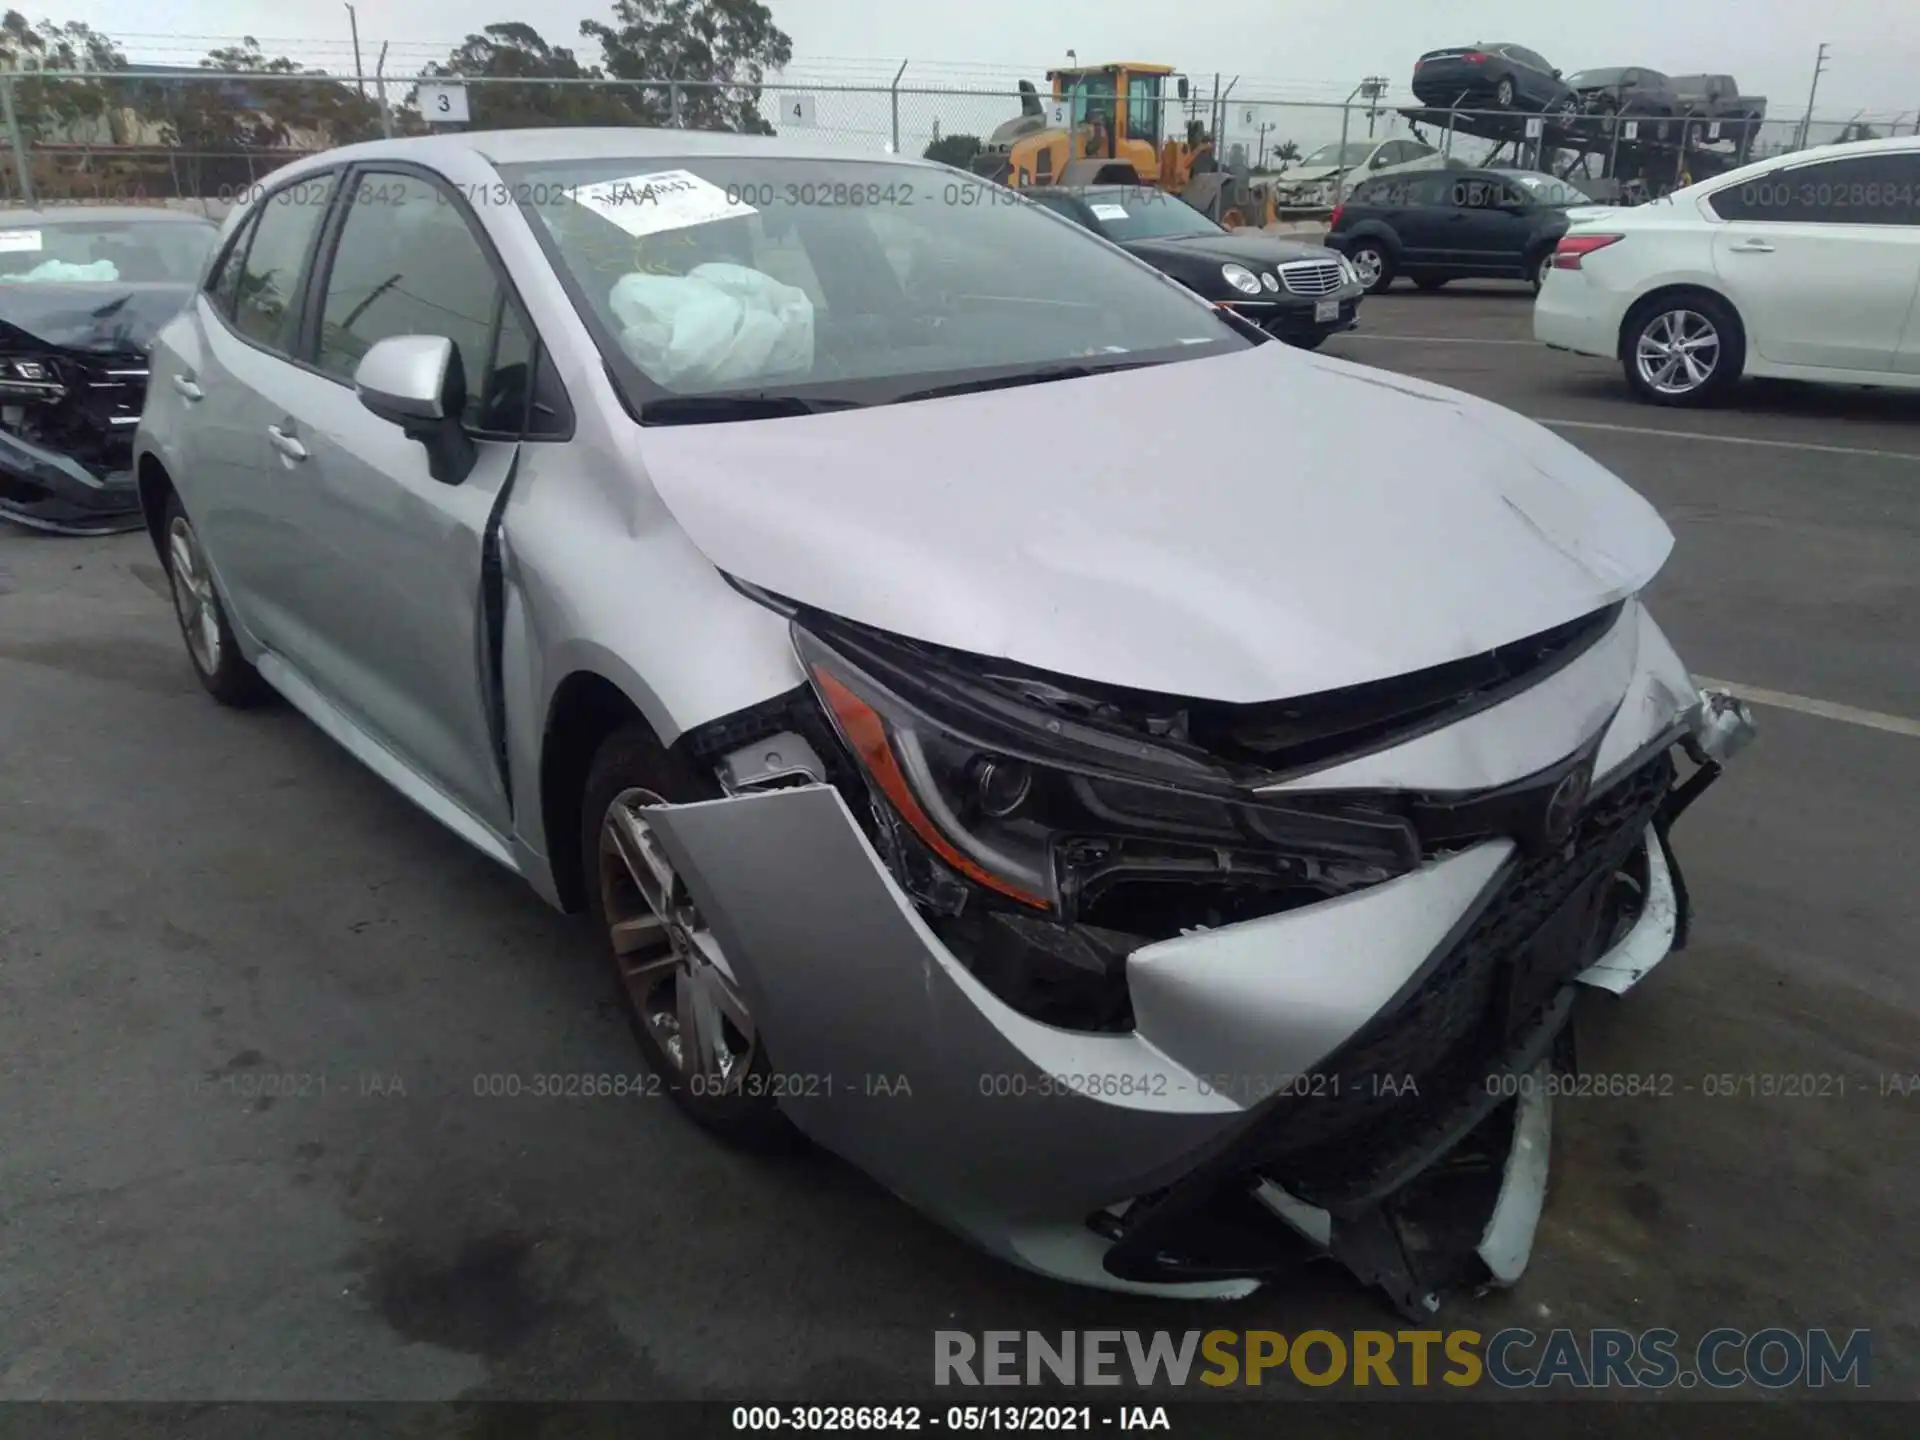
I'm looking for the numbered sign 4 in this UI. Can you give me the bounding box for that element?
[416,82,471,125]
[781,94,817,127]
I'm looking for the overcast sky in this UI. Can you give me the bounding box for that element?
[71,0,1920,118]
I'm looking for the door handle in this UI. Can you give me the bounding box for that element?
[267,425,308,462]
[1728,239,1775,253]
[172,375,203,401]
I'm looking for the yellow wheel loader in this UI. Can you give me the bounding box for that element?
[968,63,1277,229]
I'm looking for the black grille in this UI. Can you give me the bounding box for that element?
[1247,751,1674,1178]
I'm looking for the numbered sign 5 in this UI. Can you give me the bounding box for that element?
[1045,101,1071,129]
[416,83,470,125]
[781,94,817,127]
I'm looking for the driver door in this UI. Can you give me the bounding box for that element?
[255,166,563,835]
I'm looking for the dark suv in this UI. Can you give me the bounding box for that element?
[1324,169,1589,294]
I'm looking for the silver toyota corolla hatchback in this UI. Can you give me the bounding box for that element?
[135,128,1753,1317]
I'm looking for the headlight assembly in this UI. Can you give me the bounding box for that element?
[1338,255,1360,285]
[793,619,1419,924]
[1221,263,1264,296]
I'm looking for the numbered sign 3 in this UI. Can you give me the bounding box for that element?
[416,82,470,125]
[781,94,817,127]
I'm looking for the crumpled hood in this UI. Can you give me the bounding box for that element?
[633,343,1673,702]
[0,283,195,355]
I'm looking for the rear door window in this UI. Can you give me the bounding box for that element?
[204,212,258,319]
[1707,152,1920,225]
[231,174,337,354]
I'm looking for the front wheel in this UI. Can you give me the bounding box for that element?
[583,723,793,1147]
[1348,241,1394,293]
[1622,294,1744,406]
[162,495,269,707]
[1495,77,1517,108]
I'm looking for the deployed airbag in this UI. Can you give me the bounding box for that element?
[3,258,119,283]
[608,263,813,388]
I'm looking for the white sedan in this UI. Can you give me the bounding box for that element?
[1534,136,1920,405]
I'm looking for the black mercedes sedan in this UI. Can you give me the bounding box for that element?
[1024,184,1366,349]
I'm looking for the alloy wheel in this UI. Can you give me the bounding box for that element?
[1635,308,1721,396]
[1352,247,1384,289]
[598,787,757,1090]
[167,515,221,676]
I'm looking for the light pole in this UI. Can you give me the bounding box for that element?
[345,3,366,99]
[1796,42,1829,150]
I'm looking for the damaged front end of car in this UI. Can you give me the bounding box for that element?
[0,303,168,536]
[639,596,1755,1318]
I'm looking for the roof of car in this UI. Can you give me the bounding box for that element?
[270,127,936,174]
[1,206,218,227]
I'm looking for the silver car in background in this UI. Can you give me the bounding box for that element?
[134,129,1752,1318]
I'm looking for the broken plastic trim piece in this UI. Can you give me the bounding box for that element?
[0,428,141,535]
[1576,824,1678,994]
[1476,1060,1552,1286]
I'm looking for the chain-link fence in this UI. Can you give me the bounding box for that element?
[3,67,1914,211]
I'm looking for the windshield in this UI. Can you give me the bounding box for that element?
[1566,69,1626,88]
[1080,187,1221,242]
[1507,172,1590,206]
[0,218,216,283]
[1301,143,1375,168]
[503,157,1244,410]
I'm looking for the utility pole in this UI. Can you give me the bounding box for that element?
[345,3,366,99]
[1796,42,1829,149]
[1360,75,1389,138]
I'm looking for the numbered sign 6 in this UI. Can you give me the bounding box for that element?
[781,94,817,127]
[415,83,470,125]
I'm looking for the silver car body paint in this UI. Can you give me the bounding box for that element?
[133,128,1746,1306]
[635,342,1674,703]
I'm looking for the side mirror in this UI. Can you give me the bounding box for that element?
[354,334,477,486]
[1177,77,1190,100]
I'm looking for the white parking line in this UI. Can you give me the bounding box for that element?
[1342,333,1538,345]
[1538,418,1920,463]
[1695,677,1920,739]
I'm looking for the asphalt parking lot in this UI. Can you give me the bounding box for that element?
[2,284,1916,1424]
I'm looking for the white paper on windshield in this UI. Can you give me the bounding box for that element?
[574,169,757,239]
[0,229,43,253]
[1090,203,1129,220]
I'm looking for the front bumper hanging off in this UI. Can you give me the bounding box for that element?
[638,688,1756,1318]
[0,428,143,536]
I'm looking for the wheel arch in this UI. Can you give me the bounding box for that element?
[1616,283,1747,362]
[539,668,657,913]
[135,451,175,561]
[1344,222,1402,255]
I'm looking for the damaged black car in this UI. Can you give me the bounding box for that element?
[0,207,218,536]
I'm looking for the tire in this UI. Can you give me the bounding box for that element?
[582,721,794,1147]
[1348,240,1394,293]
[161,494,269,707]
[1495,77,1517,108]
[1529,250,1555,295]
[1620,292,1745,407]
[1413,276,1449,292]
